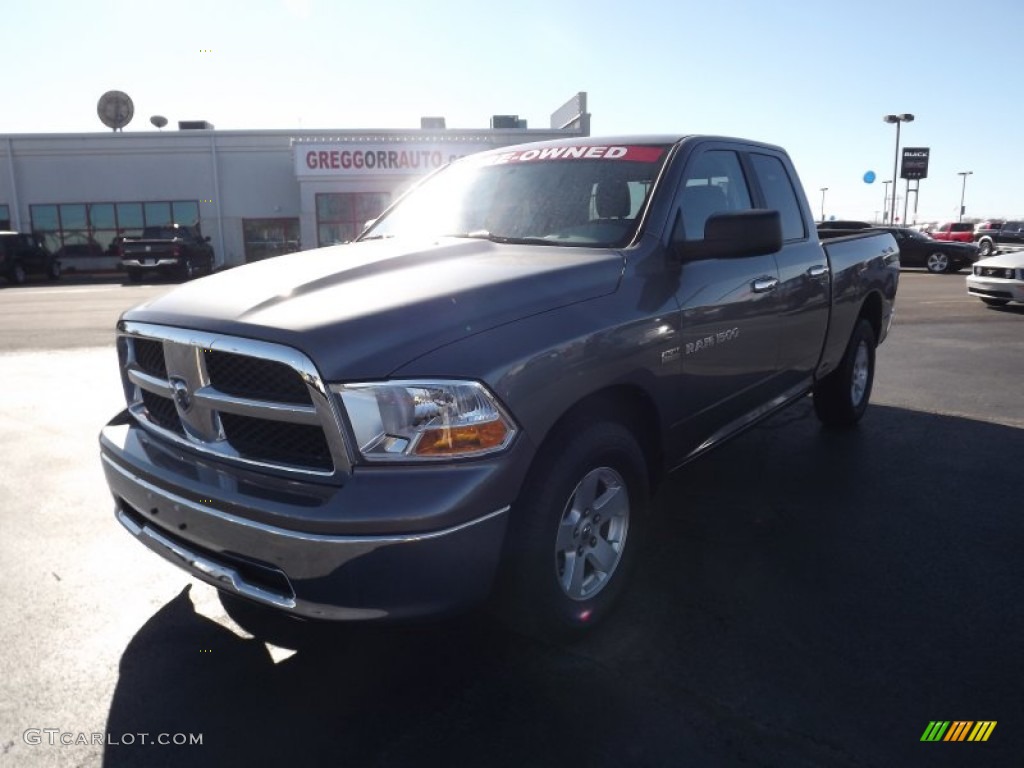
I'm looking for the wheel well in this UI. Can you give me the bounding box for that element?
[858,292,883,344]
[535,385,665,490]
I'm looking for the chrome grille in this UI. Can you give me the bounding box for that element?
[119,322,351,481]
[220,413,332,470]
[134,338,167,378]
[205,351,311,404]
[140,390,183,434]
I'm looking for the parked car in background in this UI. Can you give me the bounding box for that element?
[974,219,1004,234]
[931,221,975,243]
[973,220,1024,258]
[0,231,61,285]
[966,253,1024,306]
[120,224,215,282]
[872,226,978,273]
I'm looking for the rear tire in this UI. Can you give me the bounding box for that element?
[813,318,876,428]
[496,419,649,640]
[126,270,144,284]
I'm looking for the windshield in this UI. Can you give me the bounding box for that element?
[360,144,671,248]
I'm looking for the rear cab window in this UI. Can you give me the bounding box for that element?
[748,153,807,241]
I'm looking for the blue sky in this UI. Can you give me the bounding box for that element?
[4,0,1022,223]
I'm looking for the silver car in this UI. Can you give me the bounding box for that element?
[966,253,1024,306]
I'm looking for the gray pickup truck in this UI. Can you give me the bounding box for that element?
[99,135,899,638]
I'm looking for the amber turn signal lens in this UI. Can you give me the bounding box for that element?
[414,420,510,456]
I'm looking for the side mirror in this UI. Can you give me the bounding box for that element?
[204,236,211,242]
[673,209,783,261]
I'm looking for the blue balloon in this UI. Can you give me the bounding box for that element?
[864,171,877,184]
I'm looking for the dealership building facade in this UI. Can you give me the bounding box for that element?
[0,94,589,272]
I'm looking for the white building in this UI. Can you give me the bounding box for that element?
[0,94,589,272]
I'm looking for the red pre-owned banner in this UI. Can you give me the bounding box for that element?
[477,145,665,165]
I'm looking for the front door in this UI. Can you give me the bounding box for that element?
[665,147,782,460]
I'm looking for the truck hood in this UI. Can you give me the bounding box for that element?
[122,237,624,379]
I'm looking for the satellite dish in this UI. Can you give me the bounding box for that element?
[97,91,134,131]
[150,115,168,130]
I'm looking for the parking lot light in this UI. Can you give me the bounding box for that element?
[958,171,973,222]
[884,114,914,225]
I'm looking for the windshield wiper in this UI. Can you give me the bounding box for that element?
[445,230,559,246]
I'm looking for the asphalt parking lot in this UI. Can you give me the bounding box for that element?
[0,271,1021,767]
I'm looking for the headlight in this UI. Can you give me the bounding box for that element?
[333,380,517,462]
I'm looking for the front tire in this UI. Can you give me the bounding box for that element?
[977,238,994,258]
[813,318,877,428]
[925,252,951,273]
[498,420,649,640]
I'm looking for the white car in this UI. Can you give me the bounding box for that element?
[966,253,1024,307]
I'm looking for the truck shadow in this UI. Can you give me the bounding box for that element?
[102,402,1024,768]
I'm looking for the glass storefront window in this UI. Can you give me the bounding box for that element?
[316,192,390,247]
[59,204,88,230]
[93,230,120,256]
[31,205,60,232]
[117,203,144,229]
[172,201,200,227]
[38,233,61,253]
[89,203,116,230]
[243,218,300,262]
[355,193,390,224]
[27,199,200,262]
[144,202,172,227]
[0,204,9,229]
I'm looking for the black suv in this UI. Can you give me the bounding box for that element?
[0,231,61,285]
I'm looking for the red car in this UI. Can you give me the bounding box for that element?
[931,222,975,243]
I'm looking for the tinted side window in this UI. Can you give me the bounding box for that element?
[750,153,806,241]
[677,150,753,241]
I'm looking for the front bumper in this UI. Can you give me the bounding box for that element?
[100,412,533,620]
[966,275,1024,302]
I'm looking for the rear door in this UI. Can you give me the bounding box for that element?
[746,151,830,389]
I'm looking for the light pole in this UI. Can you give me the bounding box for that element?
[957,171,973,222]
[819,187,828,222]
[882,180,892,224]
[884,113,914,225]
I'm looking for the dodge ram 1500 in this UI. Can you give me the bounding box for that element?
[99,135,899,638]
